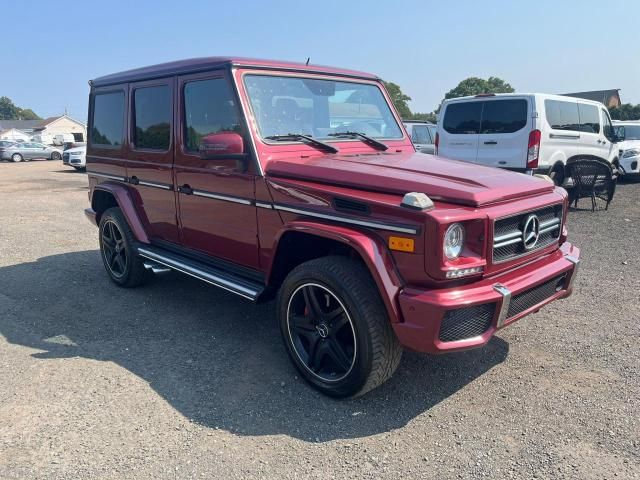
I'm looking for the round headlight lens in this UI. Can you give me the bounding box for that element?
[444,223,465,259]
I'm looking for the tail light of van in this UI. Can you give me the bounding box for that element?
[527,129,541,169]
[434,132,439,154]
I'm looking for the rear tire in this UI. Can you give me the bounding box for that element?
[10,153,23,163]
[50,151,61,160]
[277,256,402,398]
[98,207,146,288]
[550,164,565,186]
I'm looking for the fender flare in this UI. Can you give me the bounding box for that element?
[92,182,150,244]
[268,221,405,323]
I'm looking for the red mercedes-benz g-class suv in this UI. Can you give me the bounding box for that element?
[84,57,580,398]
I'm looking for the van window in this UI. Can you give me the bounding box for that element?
[577,103,600,134]
[480,99,527,134]
[442,102,482,134]
[91,91,125,146]
[412,125,431,144]
[133,85,171,150]
[184,78,241,152]
[544,100,580,131]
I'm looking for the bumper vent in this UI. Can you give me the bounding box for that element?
[439,303,496,342]
[493,205,563,263]
[507,274,566,319]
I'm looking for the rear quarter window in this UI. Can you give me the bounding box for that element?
[91,91,125,147]
[480,99,528,134]
[442,102,482,134]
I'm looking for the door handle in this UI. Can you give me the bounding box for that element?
[178,184,193,195]
[484,141,498,145]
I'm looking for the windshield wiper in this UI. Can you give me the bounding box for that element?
[328,131,389,151]
[264,134,338,154]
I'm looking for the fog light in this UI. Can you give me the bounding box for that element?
[445,266,483,278]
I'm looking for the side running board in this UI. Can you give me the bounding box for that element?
[137,245,265,301]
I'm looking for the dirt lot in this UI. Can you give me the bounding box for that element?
[0,160,638,479]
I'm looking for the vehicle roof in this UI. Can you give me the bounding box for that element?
[442,92,607,107]
[91,57,379,87]
[613,120,640,124]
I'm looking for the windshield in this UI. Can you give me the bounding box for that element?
[243,74,403,141]
[617,125,640,140]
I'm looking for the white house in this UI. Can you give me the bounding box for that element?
[0,128,30,142]
[32,115,87,144]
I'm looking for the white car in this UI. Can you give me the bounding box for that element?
[62,145,86,170]
[437,93,620,185]
[403,121,437,154]
[613,121,640,177]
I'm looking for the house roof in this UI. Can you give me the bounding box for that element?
[0,119,40,131]
[33,114,87,130]
[562,89,622,108]
[91,57,379,87]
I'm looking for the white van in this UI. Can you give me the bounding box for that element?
[436,93,620,185]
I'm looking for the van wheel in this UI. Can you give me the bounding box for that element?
[277,256,402,398]
[550,165,565,186]
[98,207,146,288]
[10,153,23,163]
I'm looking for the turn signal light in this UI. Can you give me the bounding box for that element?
[445,266,483,278]
[389,236,415,253]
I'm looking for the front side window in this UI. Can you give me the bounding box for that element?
[133,85,171,150]
[243,75,403,140]
[545,99,580,131]
[412,125,431,144]
[91,91,125,146]
[442,102,482,134]
[480,99,527,134]
[577,103,600,134]
[184,78,241,152]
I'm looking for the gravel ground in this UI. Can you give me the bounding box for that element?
[0,160,638,479]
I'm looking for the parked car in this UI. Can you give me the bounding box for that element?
[63,145,86,170]
[437,93,620,185]
[53,133,76,146]
[0,142,62,162]
[0,141,16,161]
[403,120,437,154]
[84,57,580,398]
[613,120,640,178]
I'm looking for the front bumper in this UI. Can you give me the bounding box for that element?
[393,242,580,354]
[620,155,640,176]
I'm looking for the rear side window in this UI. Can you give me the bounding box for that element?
[412,125,431,144]
[480,100,527,134]
[577,103,600,134]
[544,100,580,131]
[442,102,482,134]
[183,78,241,152]
[91,91,125,146]
[133,85,171,150]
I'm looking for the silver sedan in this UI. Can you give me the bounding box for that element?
[0,142,63,162]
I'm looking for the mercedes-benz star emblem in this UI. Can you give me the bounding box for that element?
[316,323,329,338]
[522,214,541,250]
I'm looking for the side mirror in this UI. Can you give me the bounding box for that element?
[199,132,246,160]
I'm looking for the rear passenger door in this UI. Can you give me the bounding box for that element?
[127,79,180,244]
[438,101,481,163]
[599,108,617,164]
[476,98,530,169]
[542,99,579,163]
[576,102,602,159]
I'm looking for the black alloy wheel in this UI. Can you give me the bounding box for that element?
[286,283,356,382]
[101,219,128,279]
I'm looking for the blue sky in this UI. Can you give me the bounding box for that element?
[4,0,639,121]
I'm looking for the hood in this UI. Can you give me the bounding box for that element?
[265,152,555,207]
[618,139,640,152]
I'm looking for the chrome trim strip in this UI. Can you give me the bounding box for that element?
[493,237,523,249]
[493,230,522,243]
[87,171,126,181]
[565,255,580,291]
[137,247,258,300]
[493,218,560,248]
[493,284,512,329]
[255,201,273,209]
[273,204,418,235]
[191,189,253,205]
[549,133,580,139]
[138,180,173,190]
[540,218,560,229]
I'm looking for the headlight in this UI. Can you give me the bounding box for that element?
[444,223,465,259]
[622,148,640,158]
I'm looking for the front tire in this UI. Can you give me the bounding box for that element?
[10,153,23,163]
[277,256,402,398]
[98,207,146,288]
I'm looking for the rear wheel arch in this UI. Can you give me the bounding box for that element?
[90,184,150,244]
[267,225,404,323]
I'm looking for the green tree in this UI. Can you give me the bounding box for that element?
[0,96,41,120]
[609,103,640,121]
[444,76,515,100]
[382,81,413,119]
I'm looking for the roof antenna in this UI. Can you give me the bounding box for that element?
[305,57,310,66]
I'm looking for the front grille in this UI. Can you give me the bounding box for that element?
[492,205,563,263]
[507,274,566,319]
[439,303,496,342]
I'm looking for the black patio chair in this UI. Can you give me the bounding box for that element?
[565,158,616,211]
